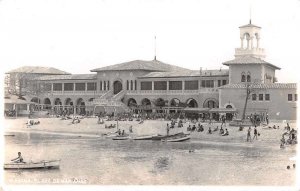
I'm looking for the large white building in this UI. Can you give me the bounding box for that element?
[5,21,297,120]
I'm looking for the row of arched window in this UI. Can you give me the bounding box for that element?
[241,72,251,82]
[126,80,137,90]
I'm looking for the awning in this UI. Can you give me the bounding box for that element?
[209,108,237,113]
[183,108,210,113]
[4,96,35,105]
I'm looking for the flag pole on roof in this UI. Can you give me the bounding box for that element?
[154,35,157,61]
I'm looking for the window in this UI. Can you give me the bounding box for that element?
[64,83,74,91]
[126,80,129,90]
[100,81,102,90]
[241,73,246,82]
[252,94,257,101]
[53,83,62,91]
[185,80,199,90]
[87,82,96,91]
[169,81,182,90]
[154,81,167,90]
[103,81,106,90]
[107,81,110,90]
[259,94,263,101]
[222,80,227,85]
[247,72,251,82]
[141,81,152,90]
[75,83,85,91]
[288,94,293,101]
[130,80,133,90]
[265,94,270,101]
[218,80,221,87]
[135,80,137,90]
[201,80,214,88]
[295,94,298,101]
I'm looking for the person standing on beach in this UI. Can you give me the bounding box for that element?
[247,127,252,142]
[166,124,170,136]
[253,126,258,140]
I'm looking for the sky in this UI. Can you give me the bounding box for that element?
[0,0,299,83]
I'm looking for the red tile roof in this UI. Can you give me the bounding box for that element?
[139,69,229,78]
[6,66,70,75]
[222,56,281,70]
[34,74,97,81]
[90,59,190,72]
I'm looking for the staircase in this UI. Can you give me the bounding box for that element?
[88,90,131,113]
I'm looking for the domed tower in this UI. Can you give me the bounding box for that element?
[223,20,280,84]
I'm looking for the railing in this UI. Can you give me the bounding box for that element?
[112,90,127,101]
[45,90,107,96]
[99,90,113,100]
[129,89,219,95]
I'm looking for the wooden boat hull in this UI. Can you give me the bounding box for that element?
[166,135,191,142]
[112,136,130,140]
[152,132,184,140]
[133,135,153,140]
[4,160,60,170]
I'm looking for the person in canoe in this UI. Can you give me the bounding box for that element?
[11,152,24,163]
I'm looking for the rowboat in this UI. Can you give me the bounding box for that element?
[4,160,60,170]
[152,132,184,140]
[133,135,153,140]
[166,135,191,142]
[112,136,130,140]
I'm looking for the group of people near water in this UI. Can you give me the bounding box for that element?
[164,119,230,136]
[280,123,297,148]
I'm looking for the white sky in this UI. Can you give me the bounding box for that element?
[0,0,299,83]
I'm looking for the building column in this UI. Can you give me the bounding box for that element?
[182,81,185,92]
[152,81,154,92]
[85,83,87,92]
[62,83,64,93]
[51,83,53,92]
[167,81,169,91]
[257,38,260,48]
[132,80,135,90]
[250,36,254,49]
[26,104,30,111]
[240,37,244,48]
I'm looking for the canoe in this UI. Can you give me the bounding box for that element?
[133,135,153,140]
[4,160,60,170]
[112,136,130,140]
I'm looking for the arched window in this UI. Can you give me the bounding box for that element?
[241,72,246,82]
[247,72,251,82]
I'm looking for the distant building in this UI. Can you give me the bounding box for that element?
[4,22,297,120]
